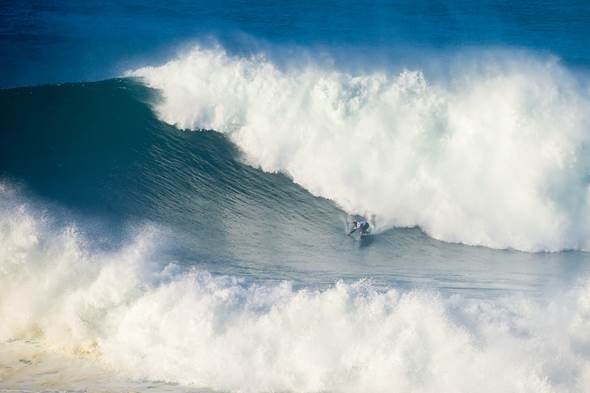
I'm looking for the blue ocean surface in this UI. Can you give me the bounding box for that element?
[2,1,590,392]
[2,0,590,87]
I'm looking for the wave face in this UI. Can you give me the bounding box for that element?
[1,184,590,393]
[8,79,584,295]
[131,47,590,252]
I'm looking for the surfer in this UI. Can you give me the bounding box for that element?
[349,220,370,235]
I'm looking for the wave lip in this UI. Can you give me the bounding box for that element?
[130,47,590,252]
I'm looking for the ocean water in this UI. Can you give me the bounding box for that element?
[2,1,590,392]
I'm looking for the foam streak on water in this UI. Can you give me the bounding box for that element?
[131,47,590,252]
[1,185,590,393]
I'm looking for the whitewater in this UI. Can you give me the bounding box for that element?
[131,47,590,252]
[1,183,590,393]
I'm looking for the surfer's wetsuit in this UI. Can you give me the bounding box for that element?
[349,220,370,235]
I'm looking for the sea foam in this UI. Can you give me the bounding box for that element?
[2,185,590,392]
[131,47,590,251]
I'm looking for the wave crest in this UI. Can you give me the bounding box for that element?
[131,47,590,251]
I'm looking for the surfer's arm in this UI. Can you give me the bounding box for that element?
[348,227,357,235]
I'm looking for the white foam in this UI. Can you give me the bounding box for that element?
[130,47,590,251]
[1,186,590,392]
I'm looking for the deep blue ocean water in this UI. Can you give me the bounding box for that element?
[2,1,590,87]
[2,2,590,392]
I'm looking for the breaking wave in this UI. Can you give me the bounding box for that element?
[131,47,590,251]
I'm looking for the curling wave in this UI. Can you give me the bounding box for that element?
[2,184,590,393]
[131,47,590,251]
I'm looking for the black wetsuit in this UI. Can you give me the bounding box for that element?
[350,221,369,234]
